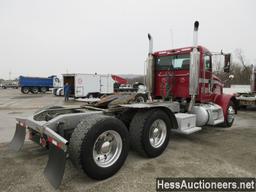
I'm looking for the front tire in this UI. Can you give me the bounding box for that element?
[69,114,129,180]
[134,93,147,103]
[41,87,47,93]
[129,109,171,157]
[88,93,94,99]
[222,101,235,128]
[59,89,64,96]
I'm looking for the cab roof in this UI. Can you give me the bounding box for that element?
[153,45,210,57]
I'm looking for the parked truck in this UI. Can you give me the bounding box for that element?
[1,81,19,89]
[10,21,237,188]
[19,75,61,94]
[62,73,127,98]
[235,64,256,108]
[53,74,147,101]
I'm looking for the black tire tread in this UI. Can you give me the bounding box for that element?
[21,87,29,94]
[115,109,135,128]
[41,87,47,93]
[129,109,156,157]
[31,87,39,94]
[69,114,107,170]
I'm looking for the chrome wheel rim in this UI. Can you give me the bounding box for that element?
[149,119,167,148]
[93,130,122,168]
[227,105,235,124]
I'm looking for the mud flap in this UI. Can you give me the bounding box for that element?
[9,124,26,151]
[44,143,67,189]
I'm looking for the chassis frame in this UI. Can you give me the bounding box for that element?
[10,102,180,188]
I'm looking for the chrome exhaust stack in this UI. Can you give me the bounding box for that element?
[146,33,155,100]
[148,33,153,54]
[193,21,199,46]
[188,21,200,112]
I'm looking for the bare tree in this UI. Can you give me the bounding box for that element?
[234,49,251,84]
[213,49,251,86]
[236,49,244,64]
[126,76,144,84]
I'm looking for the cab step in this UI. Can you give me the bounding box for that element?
[172,113,202,135]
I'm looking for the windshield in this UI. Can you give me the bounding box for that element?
[156,54,190,70]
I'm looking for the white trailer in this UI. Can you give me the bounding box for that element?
[62,73,116,98]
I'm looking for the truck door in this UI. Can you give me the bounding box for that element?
[200,53,212,101]
[75,74,101,97]
[75,75,86,97]
[63,75,75,96]
[100,75,114,94]
[52,77,61,88]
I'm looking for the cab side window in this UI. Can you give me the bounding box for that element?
[204,55,211,71]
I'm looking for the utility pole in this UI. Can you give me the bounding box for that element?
[9,70,12,80]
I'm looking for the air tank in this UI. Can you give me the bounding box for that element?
[190,105,209,126]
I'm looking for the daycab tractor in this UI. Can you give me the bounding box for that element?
[146,21,237,130]
[10,21,237,189]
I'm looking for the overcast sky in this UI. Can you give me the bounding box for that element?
[0,0,255,79]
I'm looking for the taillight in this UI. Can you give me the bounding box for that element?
[18,121,27,128]
[40,137,47,147]
[48,137,64,149]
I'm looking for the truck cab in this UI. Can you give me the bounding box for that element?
[153,46,217,103]
[146,21,236,127]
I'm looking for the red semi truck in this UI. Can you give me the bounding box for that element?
[10,21,237,188]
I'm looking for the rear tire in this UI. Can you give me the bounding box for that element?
[129,109,171,157]
[21,87,30,94]
[41,87,47,93]
[69,114,129,180]
[31,87,39,94]
[115,109,136,128]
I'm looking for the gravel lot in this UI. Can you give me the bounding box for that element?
[0,89,255,192]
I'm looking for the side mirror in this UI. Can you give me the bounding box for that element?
[224,53,231,72]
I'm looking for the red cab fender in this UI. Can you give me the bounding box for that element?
[212,94,238,119]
